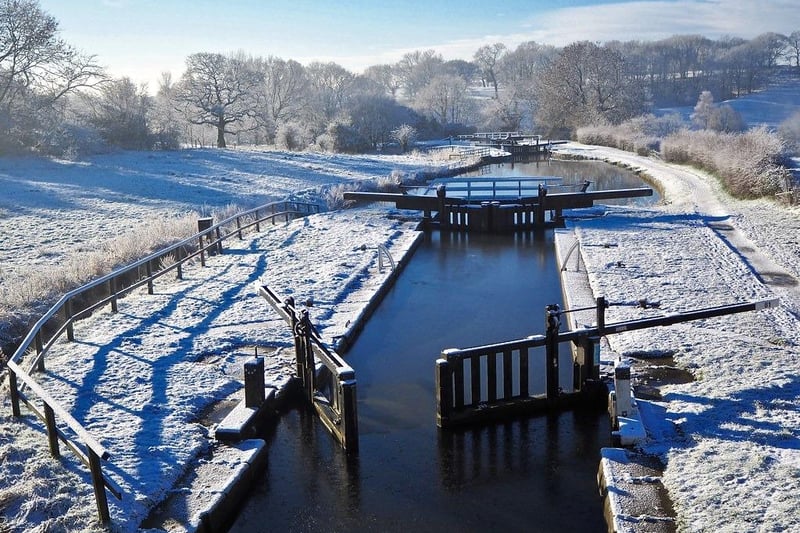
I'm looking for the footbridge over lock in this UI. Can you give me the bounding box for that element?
[344,176,653,232]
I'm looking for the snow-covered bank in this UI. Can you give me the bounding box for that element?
[0,148,438,532]
[1,205,422,532]
[553,142,800,532]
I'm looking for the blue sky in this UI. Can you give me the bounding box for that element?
[38,0,800,89]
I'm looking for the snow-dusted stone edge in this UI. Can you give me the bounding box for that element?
[556,225,676,532]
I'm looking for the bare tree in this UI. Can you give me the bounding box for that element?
[0,0,105,150]
[785,31,800,70]
[395,49,444,98]
[415,74,470,125]
[175,52,262,148]
[305,61,355,125]
[85,77,153,149]
[535,41,646,135]
[259,56,307,124]
[150,72,182,149]
[473,43,506,98]
[751,32,788,69]
[363,63,402,97]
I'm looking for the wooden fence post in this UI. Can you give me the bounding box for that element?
[109,277,118,313]
[146,261,154,295]
[8,369,20,417]
[44,403,60,458]
[65,298,74,341]
[176,247,183,280]
[87,446,111,523]
[198,217,213,266]
[215,227,223,254]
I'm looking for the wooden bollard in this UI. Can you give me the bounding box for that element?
[197,217,213,265]
[244,356,265,408]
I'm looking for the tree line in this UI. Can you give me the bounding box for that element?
[2,0,798,156]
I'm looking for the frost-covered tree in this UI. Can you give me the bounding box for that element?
[692,90,744,132]
[175,52,262,148]
[784,30,800,70]
[708,104,745,133]
[691,90,715,129]
[258,56,307,125]
[395,49,444,98]
[391,124,417,152]
[363,63,402,98]
[85,77,153,150]
[0,0,105,152]
[443,59,480,85]
[305,61,355,125]
[473,43,506,98]
[778,110,800,153]
[415,74,470,125]
[150,72,182,149]
[535,41,646,135]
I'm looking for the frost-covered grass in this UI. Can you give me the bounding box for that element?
[576,113,685,155]
[0,147,439,355]
[0,214,198,351]
[577,118,794,200]
[661,127,792,199]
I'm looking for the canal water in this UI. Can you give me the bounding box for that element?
[229,159,652,532]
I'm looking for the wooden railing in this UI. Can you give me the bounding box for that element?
[259,285,358,453]
[5,199,320,523]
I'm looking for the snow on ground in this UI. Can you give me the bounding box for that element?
[16,207,421,532]
[1,132,799,530]
[0,148,433,278]
[554,142,800,532]
[0,148,434,532]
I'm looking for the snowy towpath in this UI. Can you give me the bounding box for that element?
[554,142,800,532]
[557,142,800,317]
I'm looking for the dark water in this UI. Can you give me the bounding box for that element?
[230,231,610,533]
[465,157,660,206]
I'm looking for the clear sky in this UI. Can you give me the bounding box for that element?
[37,0,800,90]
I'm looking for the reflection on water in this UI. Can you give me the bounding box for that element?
[230,231,609,533]
[466,157,660,206]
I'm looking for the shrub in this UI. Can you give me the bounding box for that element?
[576,114,684,156]
[778,110,800,153]
[275,122,307,151]
[314,120,369,153]
[662,127,791,198]
[36,123,109,159]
